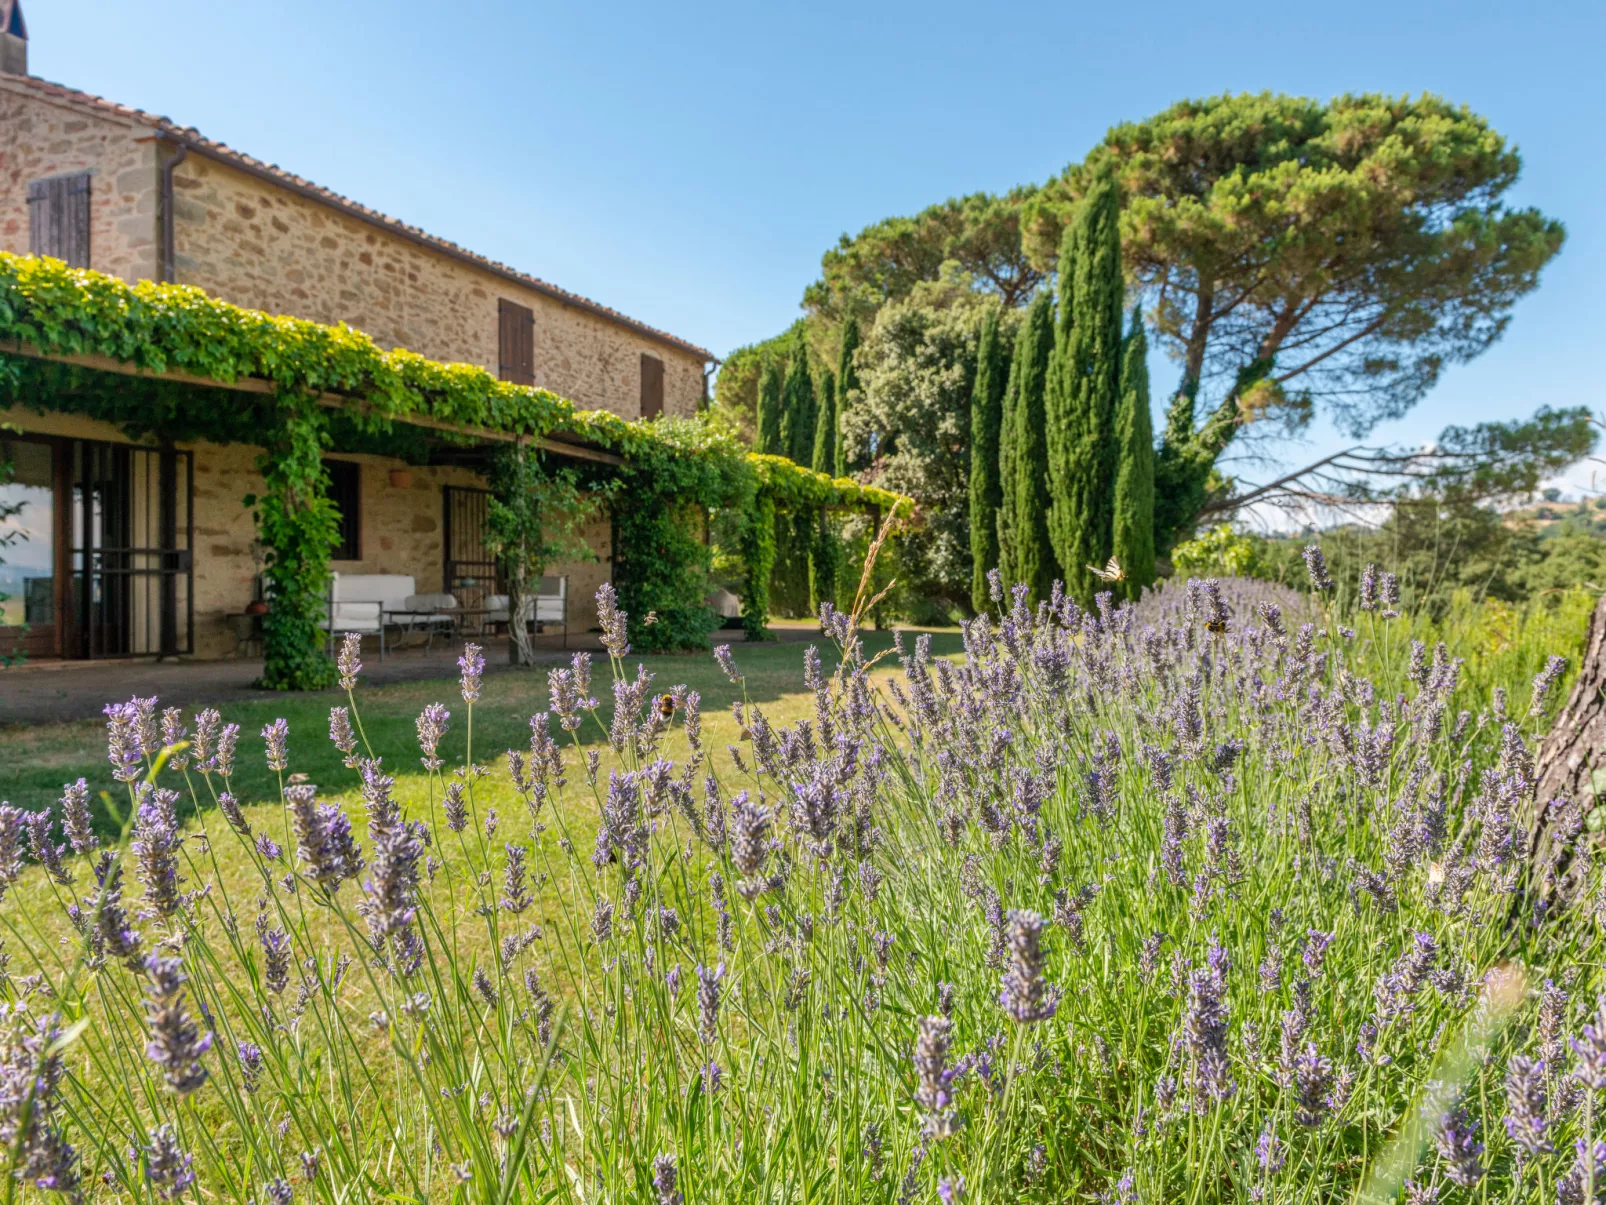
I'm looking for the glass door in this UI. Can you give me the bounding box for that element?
[0,436,62,660]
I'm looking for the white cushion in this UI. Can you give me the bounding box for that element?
[331,572,415,610]
[403,592,458,614]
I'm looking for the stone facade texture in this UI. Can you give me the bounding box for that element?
[0,86,158,282]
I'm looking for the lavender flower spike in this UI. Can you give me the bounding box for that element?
[337,631,362,690]
[262,718,290,773]
[999,910,1058,1023]
[60,777,96,854]
[652,1154,683,1205]
[596,583,630,659]
[104,700,145,783]
[458,644,485,704]
[1530,654,1567,716]
[1502,1055,1551,1155]
[141,955,212,1096]
[133,1123,195,1201]
[416,702,449,770]
[1302,545,1334,593]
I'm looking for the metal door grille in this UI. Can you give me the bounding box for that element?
[72,441,193,658]
[443,486,501,610]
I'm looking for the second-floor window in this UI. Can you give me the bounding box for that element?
[640,354,664,420]
[28,172,91,267]
[323,460,361,560]
[498,299,535,386]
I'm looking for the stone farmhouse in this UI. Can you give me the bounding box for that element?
[0,0,715,662]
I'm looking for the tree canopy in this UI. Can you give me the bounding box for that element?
[804,188,1045,328]
[1024,92,1565,439]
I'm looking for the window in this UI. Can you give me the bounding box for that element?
[27,172,91,267]
[324,460,361,560]
[640,353,664,420]
[498,299,535,385]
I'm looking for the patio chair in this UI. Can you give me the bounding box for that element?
[387,592,459,652]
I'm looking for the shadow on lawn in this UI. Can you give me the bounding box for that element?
[0,627,964,832]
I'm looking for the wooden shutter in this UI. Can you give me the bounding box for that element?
[498,299,535,385]
[27,173,91,267]
[640,354,664,420]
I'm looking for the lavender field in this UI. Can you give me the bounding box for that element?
[0,557,1601,1204]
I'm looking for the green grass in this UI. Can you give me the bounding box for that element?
[0,628,964,824]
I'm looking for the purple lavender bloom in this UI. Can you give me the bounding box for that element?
[1530,654,1568,716]
[1256,1123,1285,1173]
[713,643,743,686]
[1435,1104,1484,1186]
[696,962,723,1043]
[262,717,290,773]
[1302,545,1334,593]
[23,811,70,886]
[361,816,424,955]
[90,857,143,969]
[651,1153,683,1205]
[0,1001,82,1198]
[443,782,468,833]
[1184,965,1235,1108]
[458,643,485,703]
[416,702,449,770]
[60,778,95,854]
[337,631,362,691]
[596,583,630,658]
[133,1123,194,1200]
[500,844,532,914]
[141,955,212,1095]
[1358,563,1378,611]
[1291,1043,1332,1126]
[1571,1000,1606,1090]
[328,706,359,767]
[937,1176,964,1205]
[256,916,291,995]
[261,1177,294,1205]
[104,700,145,783]
[131,786,184,918]
[1301,930,1334,977]
[1503,1055,1551,1155]
[284,785,363,892]
[913,1014,958,1136]
[1557,1139,1606,1205]
[999,910,1057,1023]
[237,1040,263,1093]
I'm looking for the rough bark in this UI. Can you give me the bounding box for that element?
[1527,592,1606,908]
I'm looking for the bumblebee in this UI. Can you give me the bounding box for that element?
[1204,619,1229,635]
[657,693,677,718]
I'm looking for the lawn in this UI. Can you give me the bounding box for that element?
[0,625,965,825]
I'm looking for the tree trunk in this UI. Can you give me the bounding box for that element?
[1526,592,1606,909]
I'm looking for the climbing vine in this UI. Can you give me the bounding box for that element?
[0,253,910,678]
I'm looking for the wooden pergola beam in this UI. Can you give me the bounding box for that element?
[1,339,624,466]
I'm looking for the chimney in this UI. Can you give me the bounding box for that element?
[1,0,26,76]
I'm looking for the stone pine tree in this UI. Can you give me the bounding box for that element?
[756,357,784,456]
[968,306,1008,614]
[1110,307,1155,598]
[810,366,839,612]
[834,317,861,477]
[997,289,1058,602]
[1047,173,1124,602]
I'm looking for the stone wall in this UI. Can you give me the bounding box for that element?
[1,404,609,661]
[0,86,158,281]
[170,155,705,421]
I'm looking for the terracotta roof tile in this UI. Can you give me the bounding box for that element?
[1,71,714,362]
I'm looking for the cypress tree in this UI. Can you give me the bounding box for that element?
[1047,173,1124,601]
[995,320,1024,589]
[968,307,1008,614]
[1110,307,1155,598]
[998,290,1058,603]
[780,346,816,467]
[834,317,861,477]
[809,367,839,614]
[756,358,784,455]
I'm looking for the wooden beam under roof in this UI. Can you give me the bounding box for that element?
[0,340,624,465]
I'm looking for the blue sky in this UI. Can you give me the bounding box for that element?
[25,0,1603,505]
